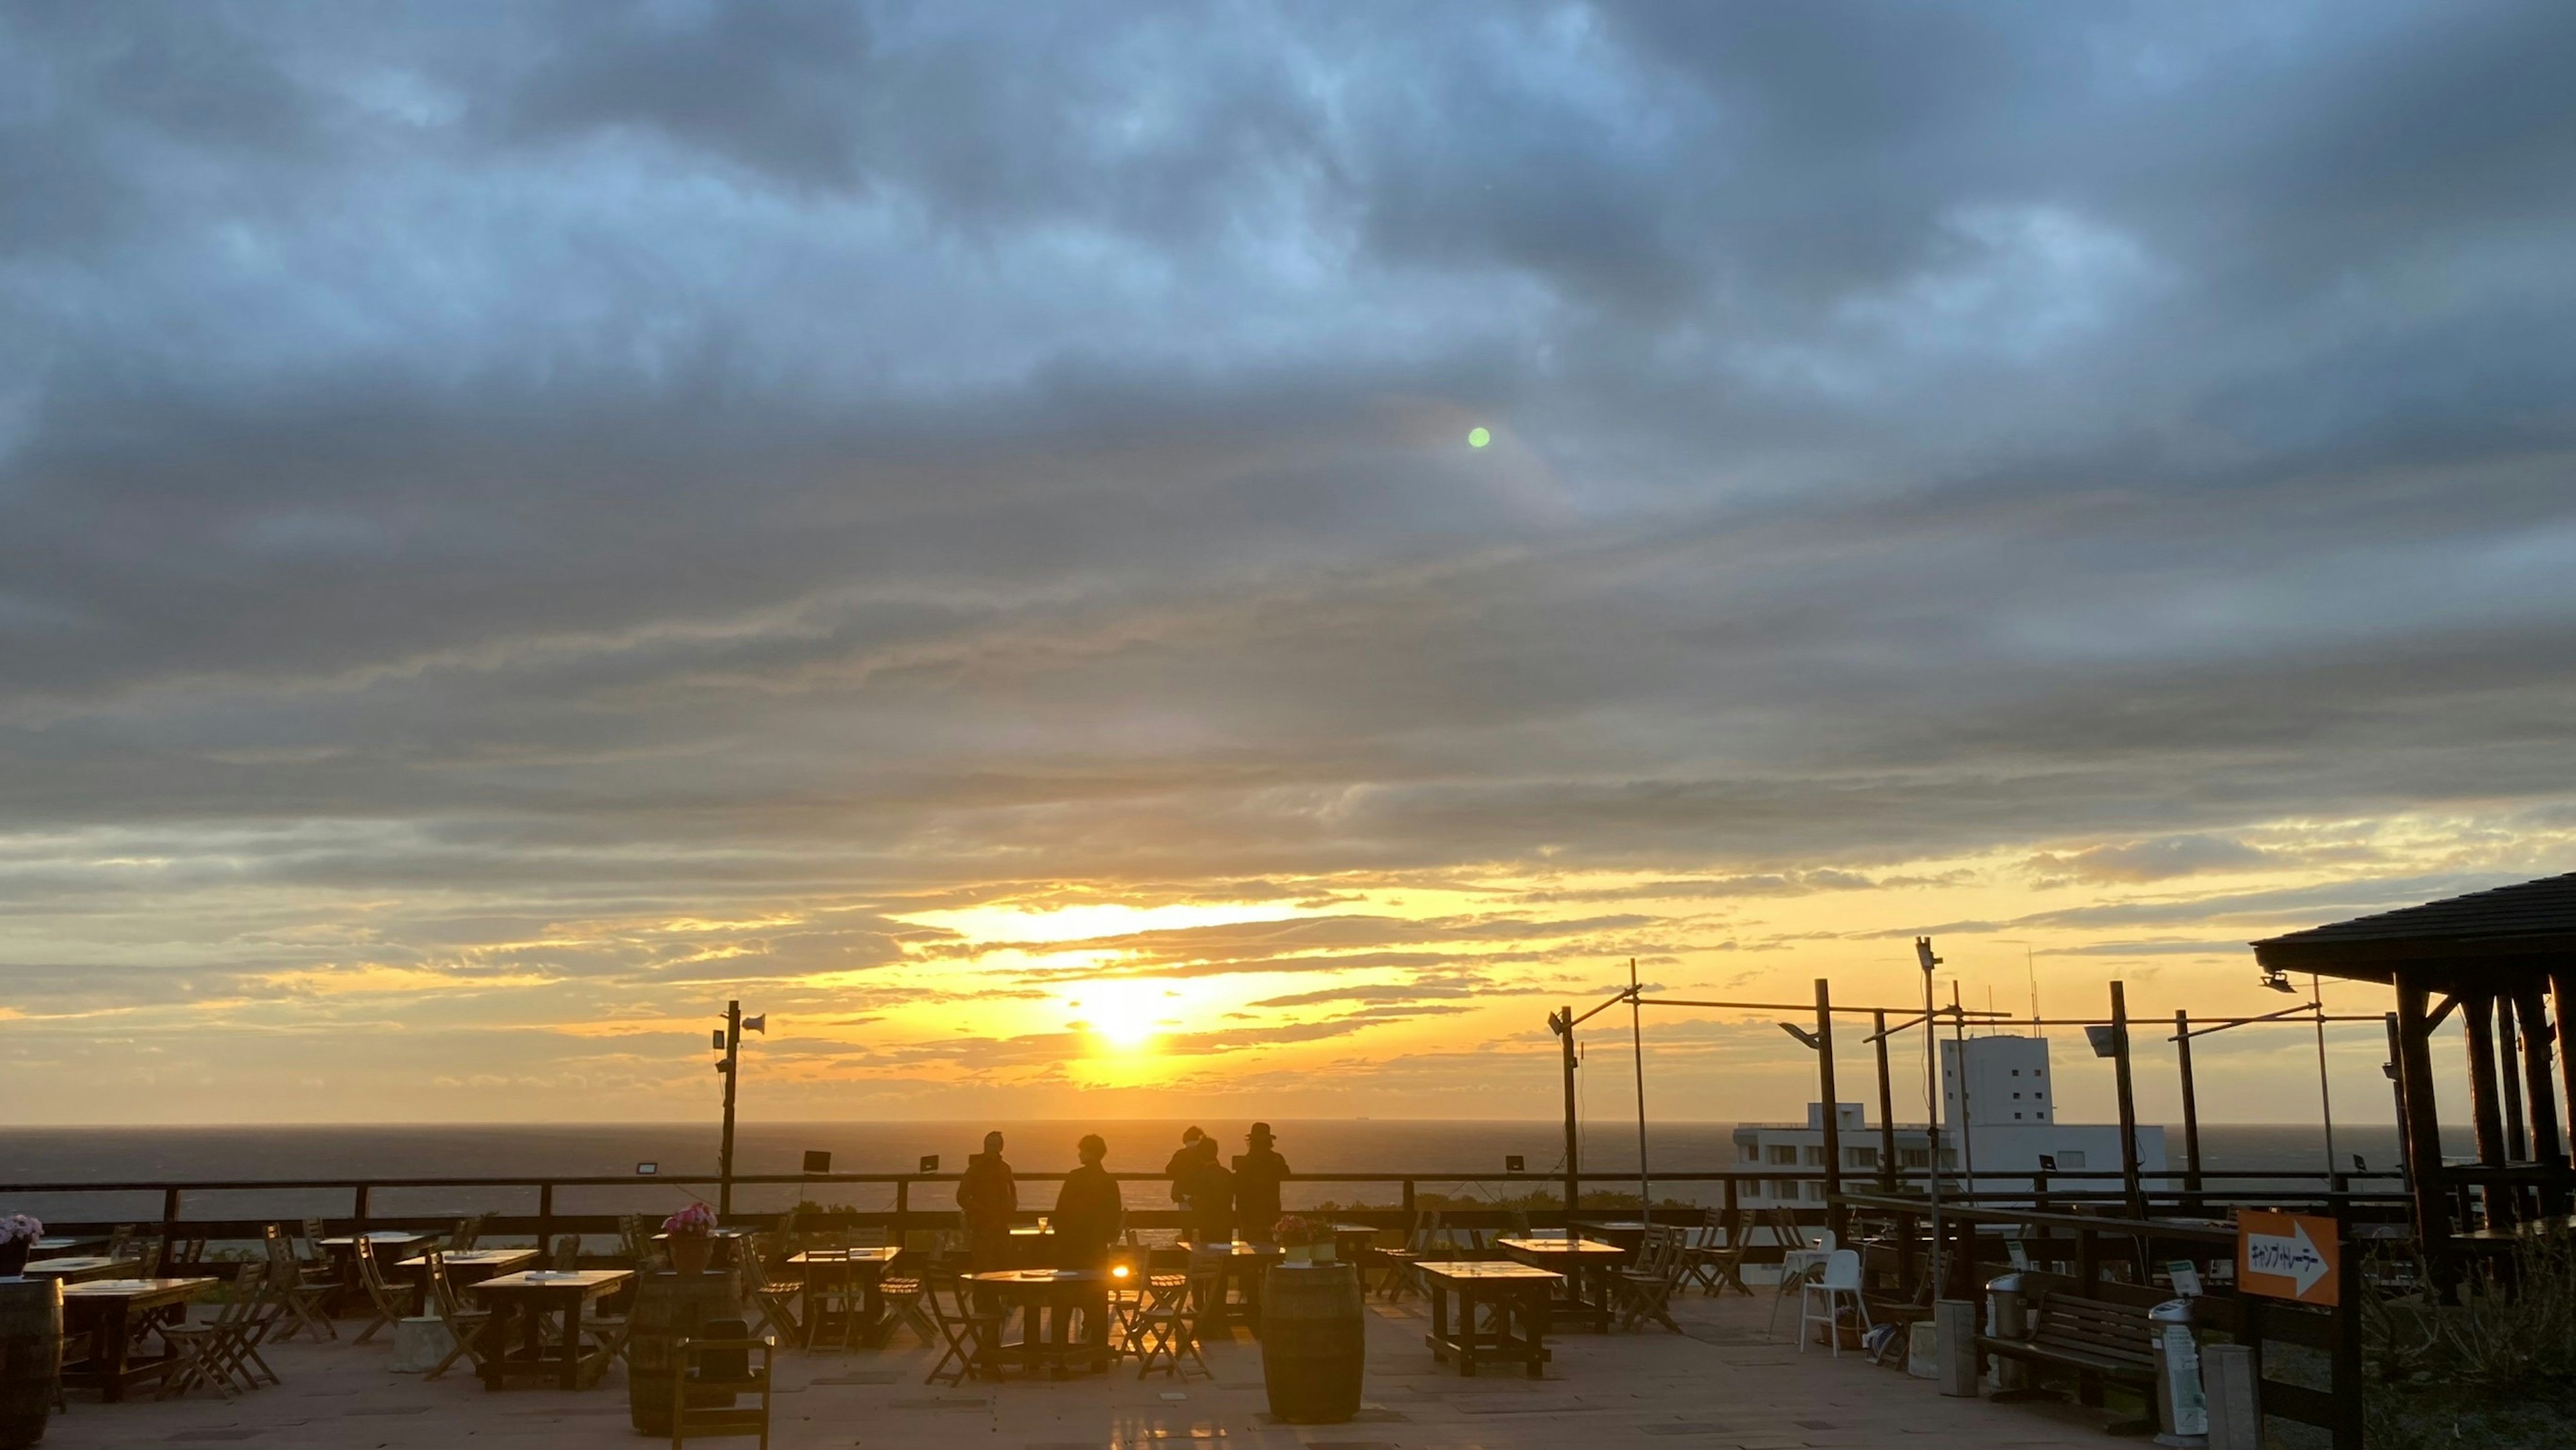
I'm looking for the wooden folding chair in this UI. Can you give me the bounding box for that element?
[1679,1208,1752,1297]
[351,1239,417,1346]
[158,1263,268,1399]
[421,1248,496,1382]
[1133,1260,1219,1381]
[449,1212,490,1253]
[743,1233,805,1347]
[263,1225,337,1341]
[920,1274,1001,1386]
[1613,1226,1687,1333]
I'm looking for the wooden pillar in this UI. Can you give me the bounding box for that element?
[2176,1009,2204,1196]
[1873,1011,1898,1194]
[2110,982,2144,1216]
[2384,1013,2411,1184]
[2463,992,2516,1229]
[1815,979,1843,1239]
[2516,988,2565,1214]
[2500,1006,2529,1161]
[2555,971,2576,1168]
[2393,972,2453,1290]
[1554,1008,1581,1222]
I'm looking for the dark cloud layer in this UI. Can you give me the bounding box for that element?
[5,1,2576,1024]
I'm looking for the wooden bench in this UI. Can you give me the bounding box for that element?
[1978,1288,2157,1433]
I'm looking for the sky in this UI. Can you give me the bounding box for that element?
[4,1,2575,1129]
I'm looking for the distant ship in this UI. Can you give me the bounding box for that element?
[1730,1033,2167,1210]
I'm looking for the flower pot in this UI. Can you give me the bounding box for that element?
[669,1236,714,1276]
[1284,1245,1312,1265]
[1311,1241,1336,1264]
[0,1243,26,1280]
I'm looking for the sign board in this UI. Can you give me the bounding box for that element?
[918,1155,940,1174]
[2237,1209,2339,1305]
[2165,1259,2203,1297]
[802,1150,832,1175]
[635,1161,658,1176]
[1505,1155,1525,1174]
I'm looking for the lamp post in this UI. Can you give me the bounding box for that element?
[1916,937,1943,1295]
[714,1000,766,1217]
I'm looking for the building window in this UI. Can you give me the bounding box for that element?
[1769,1145,1798,1166]
[1900,1149,1931,1169]
[1807,1182,1827,1201]
[1773,1180,1800,1200]
[1738,1142,1758,1163]
[1803,1146,1826,1167]
[1847,1147,1878,1169]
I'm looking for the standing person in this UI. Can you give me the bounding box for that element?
[1053,1134,1124,1269]
[1165,1127,1207,1241]
[1185,1135,1235,1246]
[957,1130,1017,1274]
[1233,1123,1291,1244]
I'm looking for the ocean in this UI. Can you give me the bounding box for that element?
[0,1119,2451,1228]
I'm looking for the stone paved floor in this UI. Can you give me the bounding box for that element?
[40,1289,2117,1449]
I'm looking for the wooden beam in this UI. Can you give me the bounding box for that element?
[2514,988,2564,1215]
[2111,981,2144,1216]
[2393,972,2453,1292]
[2463,993,2517,1229]
[1815,978,1843,1241]
[2557,971,2576,1184]
[1872,1009,1897,1194]
[2425,994,2460,1033]
[2502,1005,2530,1162]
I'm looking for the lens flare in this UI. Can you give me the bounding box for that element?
[1468,425,1492,448]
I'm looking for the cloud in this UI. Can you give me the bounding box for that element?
[4,1,2576,1116]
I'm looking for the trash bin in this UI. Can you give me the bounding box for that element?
[1984,1272,2028,1391]
[2148,1298,2208,1448]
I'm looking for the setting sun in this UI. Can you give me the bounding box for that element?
[1069,978,1173,1050]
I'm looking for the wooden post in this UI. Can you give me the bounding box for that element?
[2394,973,2453,1290]
[2384,1012,2411,1185]
[2515,988,2565,1215]
[160,1186,181,1264]
[1873,1010,1898,1193]
[2110,982,2144,1216]
[2463,992,2516,1229]
[718,999,742,1218]
[535,1182,554,1253]
[2555,971,2576,1168]
[1815,979,1843,1239]
[1554,1006,1581,1223]
[2500,1005,2529,1161]
[2176,1009,2204,1197]
[895,1178,910,1247]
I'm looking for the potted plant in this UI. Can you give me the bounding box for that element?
[661,1202,718,1276]
[1272,1215,1324,1265]
[0,1214,40,1278]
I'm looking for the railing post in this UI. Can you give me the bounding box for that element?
[160,1186,180,1262]
[1401,1179,1416,1219]
[535,1182,553,1252]
[354,1184,371,1236]
[895,1178,910,1248]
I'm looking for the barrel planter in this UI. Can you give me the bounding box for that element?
[0,1278,62,1450]
[625,1268,741,1436]
[1259,1261,1364,1424]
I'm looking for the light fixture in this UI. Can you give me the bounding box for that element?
[2260,968,2297,994]
[1778,1023,1821,1050]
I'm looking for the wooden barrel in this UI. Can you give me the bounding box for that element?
[1259,1262,1364,1423]
[625,1268,741,1435]
[0,1278,62,1450]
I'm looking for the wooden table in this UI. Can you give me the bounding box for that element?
[789,1247,903,1348]
[60,1278,217,1402]
[1330,1224,1379,1263]
[470,1270,633,1390]
[651,1227,752,1267]
[1571,1220,1655,1251]
[23,1256,134,1285]
[967,1270,1112,1378]
[318,1231,431,1314]
[1191,1241,1283,1327]
[1499,1237,1629,1333]
[397,1247,539,1295]
[1417,1261,1560,1378]
[31,1235,109,1259]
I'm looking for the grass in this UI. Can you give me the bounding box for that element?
[2363,1232,2576,1447]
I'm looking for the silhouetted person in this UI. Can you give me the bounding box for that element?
[1184,1135,1235,1245]
[1163,1126,1205,1218]
[1233,1122,1290,1243]
[1053,1133,1124,1269]
[957,1130,1016,1275]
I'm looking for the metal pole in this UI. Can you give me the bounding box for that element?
[2176,1009,2203,1195]
[1554,1006,1581,1223]
[2110,982,2143,1216]
[1874,1009,1897,1193]
[1916,937,1943,1295]
[1629,958,1651,1223]
[719,998,741,1217]
[2313,974,2339,1180]
[1816,978,1842,1239]
[1951,981,1975,1199]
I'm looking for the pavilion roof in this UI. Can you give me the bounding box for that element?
[2251,871,2576,981]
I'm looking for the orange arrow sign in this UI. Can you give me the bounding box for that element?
[2237,1209,2340,1306]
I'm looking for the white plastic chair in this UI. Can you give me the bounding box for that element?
[1796,1249,1870,1357]
[1764,1227,1835,1338]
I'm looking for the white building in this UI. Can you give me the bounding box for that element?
[1730,1034,2167,1208]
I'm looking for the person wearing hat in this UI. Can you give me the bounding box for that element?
[1232,1123,1291,1245]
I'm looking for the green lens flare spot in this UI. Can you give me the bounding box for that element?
[1468,426,1492,449]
